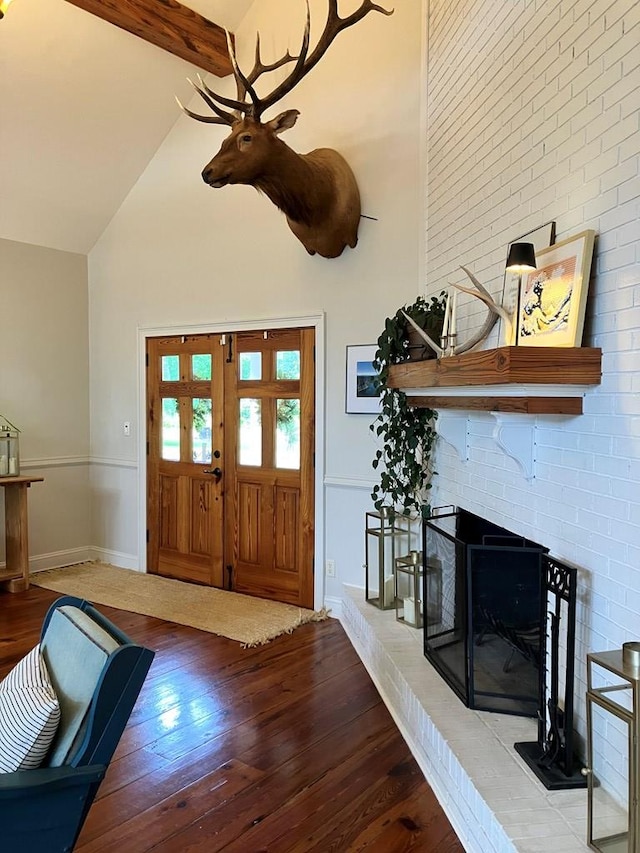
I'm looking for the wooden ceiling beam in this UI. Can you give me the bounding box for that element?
[65,0,233,77]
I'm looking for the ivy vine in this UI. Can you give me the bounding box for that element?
[370,293,446,519]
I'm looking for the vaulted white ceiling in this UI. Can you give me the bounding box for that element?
[0,0,254,254]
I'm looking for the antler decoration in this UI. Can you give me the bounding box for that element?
[454,266,512,355]
[403,266,511,359]
[401,310,444,358]
[176,0,393,125]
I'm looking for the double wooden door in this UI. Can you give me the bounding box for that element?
[146,328,315,607]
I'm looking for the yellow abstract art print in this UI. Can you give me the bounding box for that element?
[517,230,596,347]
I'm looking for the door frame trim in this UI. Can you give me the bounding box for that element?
[137,313,326,609]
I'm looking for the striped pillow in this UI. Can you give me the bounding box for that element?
[0,644,61,772]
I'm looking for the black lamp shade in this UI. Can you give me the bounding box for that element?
[506,242,537,272]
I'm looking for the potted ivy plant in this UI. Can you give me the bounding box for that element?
[402,294,447,361]
[370,293,446,519]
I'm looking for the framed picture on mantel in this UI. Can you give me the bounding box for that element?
[516,230,596,347]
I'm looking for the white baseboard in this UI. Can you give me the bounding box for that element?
[17,547,139,574]
[22,547,93,574]
[89,548,140,571]
[323,595,342,619]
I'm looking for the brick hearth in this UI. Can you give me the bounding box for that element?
[340,584,589,853]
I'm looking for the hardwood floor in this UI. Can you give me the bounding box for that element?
[1,586,464,852]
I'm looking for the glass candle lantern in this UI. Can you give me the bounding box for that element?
[365,510,415,610]
[395,550,423,627]
[395,551,444,629]
[585,642,640,853]
[424,555,443,628]
[0,415,20,478]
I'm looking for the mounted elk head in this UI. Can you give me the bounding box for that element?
[177,1,393,259]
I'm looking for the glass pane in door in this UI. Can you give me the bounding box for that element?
[276,398,300,469]
[239,399,262,466]
[239,352,262,381]
[276,350,300,380]
[162,355,179,381]
[161,398,180,460]
[192,354,212,381]
[192,398,212,463]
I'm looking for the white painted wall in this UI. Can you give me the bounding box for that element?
[425,0,640,768]
[87,0,425,601]
[0,238,91,568]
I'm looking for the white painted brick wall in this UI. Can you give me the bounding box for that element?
[426,0,640,772]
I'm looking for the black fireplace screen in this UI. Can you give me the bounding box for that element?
[423,506,584,789]
[423,507,546,717]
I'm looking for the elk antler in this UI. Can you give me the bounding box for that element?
[400,268,510,359]
[176,77,238,125]
[254,0,393,117]
[453,266,511,355]
[177,0,393,124]
[401,311,443,358]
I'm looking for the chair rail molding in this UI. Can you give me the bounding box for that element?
[324,474,377,489]
[20,455,90,470]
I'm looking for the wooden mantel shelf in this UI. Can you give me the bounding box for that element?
[387,346,602,388]
[387,346,602,414]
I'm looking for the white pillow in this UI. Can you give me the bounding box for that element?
[0,643,61,772]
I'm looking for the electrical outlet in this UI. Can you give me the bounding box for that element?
[326,559,336,577]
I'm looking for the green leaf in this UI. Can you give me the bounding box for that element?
[369,295,443,517]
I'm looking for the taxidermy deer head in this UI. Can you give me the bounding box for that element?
[177,1,393,259]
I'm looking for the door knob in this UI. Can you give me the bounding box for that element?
[203,467,222,481]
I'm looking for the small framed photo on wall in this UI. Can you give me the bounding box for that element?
[345,345,381,414]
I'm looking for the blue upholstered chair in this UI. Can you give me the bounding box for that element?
[0,595,155,852]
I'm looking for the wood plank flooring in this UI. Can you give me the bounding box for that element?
[0,586,464,852]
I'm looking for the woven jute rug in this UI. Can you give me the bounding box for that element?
[32,562,328,647]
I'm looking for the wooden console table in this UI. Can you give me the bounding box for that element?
[0,476,44,593]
